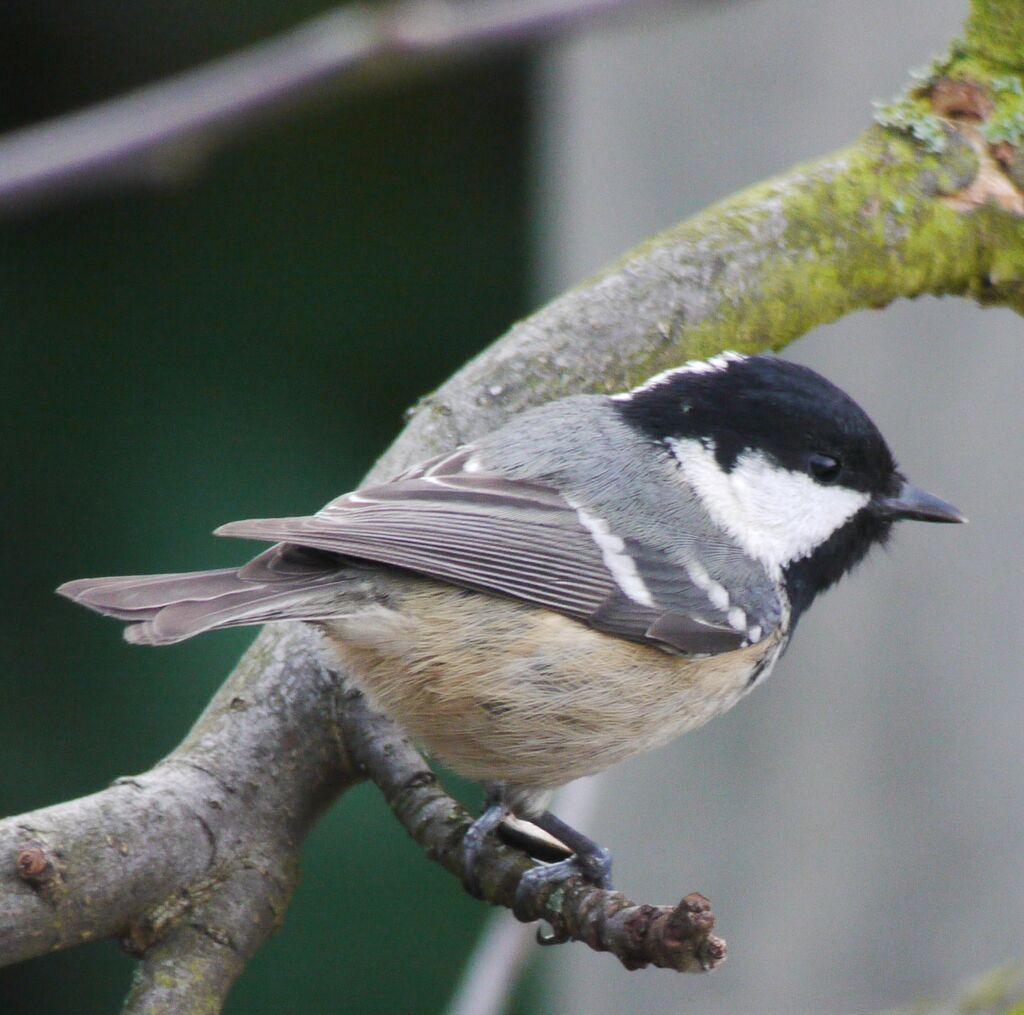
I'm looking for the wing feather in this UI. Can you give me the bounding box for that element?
[216,459,775,654]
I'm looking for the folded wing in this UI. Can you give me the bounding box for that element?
[217,448,773,654]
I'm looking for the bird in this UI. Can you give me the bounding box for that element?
[58,352,964,905]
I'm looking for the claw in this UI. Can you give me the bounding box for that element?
[574,844,613,887]
[465,799,614,949]
[536,922,570,946]
[462,802,509,897]
[513,846,614,942]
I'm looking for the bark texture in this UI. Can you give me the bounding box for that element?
[3,0,1024,1010]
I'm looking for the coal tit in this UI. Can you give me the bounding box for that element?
[59,353,964,899]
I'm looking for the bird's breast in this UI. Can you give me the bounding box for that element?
[323,571,783,789]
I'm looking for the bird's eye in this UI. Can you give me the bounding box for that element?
[808,453,841,483]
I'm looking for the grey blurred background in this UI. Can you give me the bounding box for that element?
[2,1,1021,1014]
[537,2,1024,1013]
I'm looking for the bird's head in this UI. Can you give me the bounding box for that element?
[614,352,964,618]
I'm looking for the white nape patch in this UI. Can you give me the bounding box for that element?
[668,439,870,577]
[571,503,655,607]
[610,351,747,401]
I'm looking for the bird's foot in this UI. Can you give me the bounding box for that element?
[462,801,509,898]
[512,812,613,945]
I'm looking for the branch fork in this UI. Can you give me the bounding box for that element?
[4,0,1024,1009]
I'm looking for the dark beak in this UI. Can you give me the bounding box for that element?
[873,480,967,524]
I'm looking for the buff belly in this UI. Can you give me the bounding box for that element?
[323,572,782,790]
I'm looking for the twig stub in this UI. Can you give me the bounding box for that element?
[15,842,54,887]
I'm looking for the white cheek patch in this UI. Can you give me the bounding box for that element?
[668,438,869,577]
[572,504,656,607]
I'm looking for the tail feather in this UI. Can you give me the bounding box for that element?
[58,569,249,620]
[124,581,352,646]
[57,552,354,646]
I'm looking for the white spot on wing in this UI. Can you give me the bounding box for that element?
[708,585,729,610]
[668,439,870,577]
[571,503,655,607]
[727,607,747,631]
[684,559,731,612]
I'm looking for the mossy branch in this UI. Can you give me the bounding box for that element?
[3,0,1024,1012]
[884,957,1024,1014]
[377,117,1022,480]
[965,0,1024,71]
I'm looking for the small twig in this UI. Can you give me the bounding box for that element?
[338,686,726,973]
[445,777,604,1015]
[0,0,663,212]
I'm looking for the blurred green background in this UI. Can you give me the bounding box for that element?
[1,3,534,1011]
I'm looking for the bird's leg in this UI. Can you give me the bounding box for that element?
[462,794,510,898]
[513,810,613,944]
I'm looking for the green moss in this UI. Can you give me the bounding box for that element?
[594,123,1005,384]
[958,958,1024,1013]
[973,206,1024,309]
[966,0,1024,70]
[985,107,1024,144]
[714,136,976,340]
[991,74,1024,96]
[873,94,951,153]
[872,21,1024,158]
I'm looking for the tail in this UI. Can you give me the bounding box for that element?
[57,546,353,646]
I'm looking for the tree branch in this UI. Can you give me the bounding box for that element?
[0,625,349,987]
[338,687,725,972]
[4,0,1024,1008]
[444,778,603,1015]
[0,0,664,214]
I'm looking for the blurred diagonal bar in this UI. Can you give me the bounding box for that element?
[0,0,666,212]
